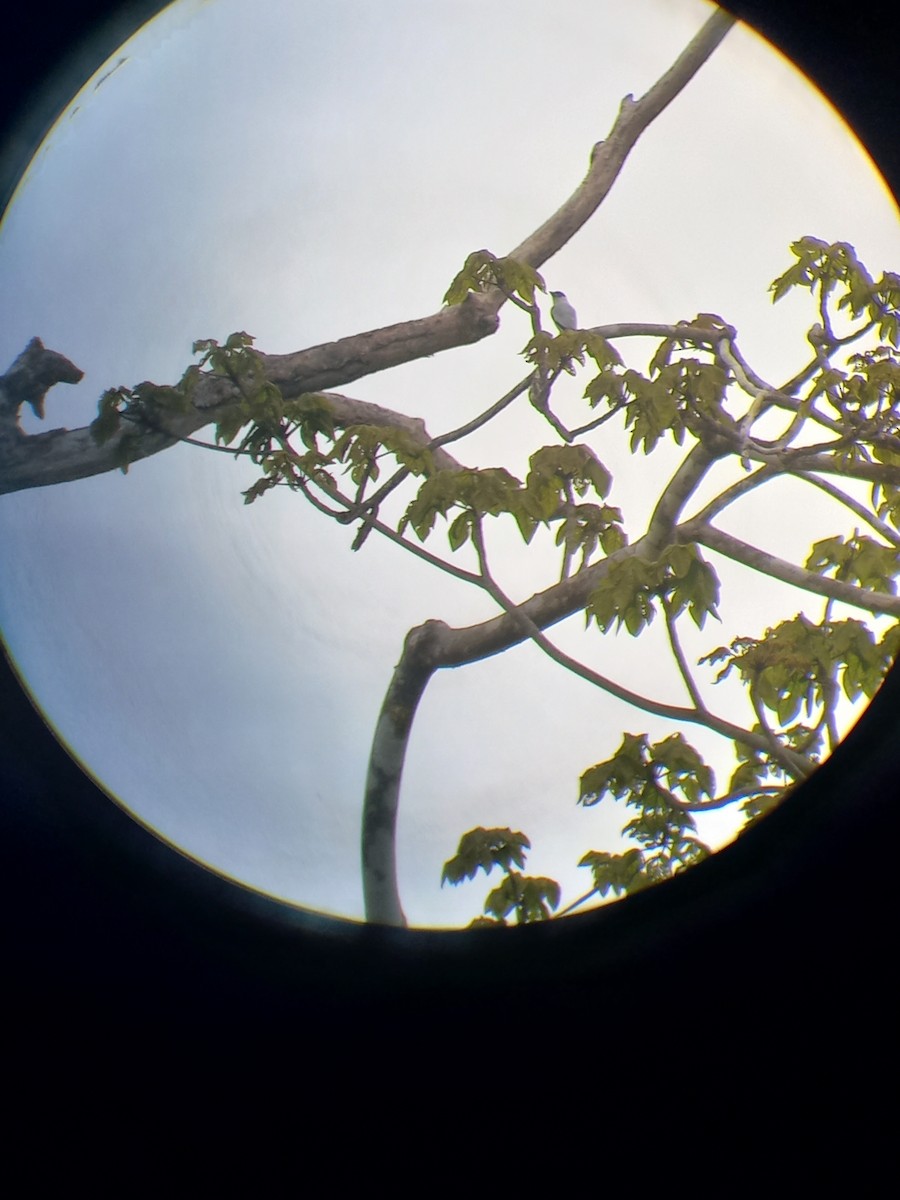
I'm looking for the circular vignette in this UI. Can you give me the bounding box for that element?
[0,0,898,1039]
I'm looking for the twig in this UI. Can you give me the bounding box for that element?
[467,517,815,778]
[796,471,900,547]
[663,597,708,712]
[682,522,900,617]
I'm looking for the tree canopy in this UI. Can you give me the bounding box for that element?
[1,6,897,928]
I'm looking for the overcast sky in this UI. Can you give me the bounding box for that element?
[1,0,897,927]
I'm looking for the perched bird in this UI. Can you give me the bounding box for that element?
[550,290,578,332]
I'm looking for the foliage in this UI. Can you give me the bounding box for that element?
[586,543,720,636]
[90,233,900,925]
[432,236,899,919]
[8,15,897,929]
[442,828,561,926]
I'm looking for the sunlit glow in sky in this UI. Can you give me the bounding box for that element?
[1,0,897,927]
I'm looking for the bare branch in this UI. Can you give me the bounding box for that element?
[682,521,900,616]
[465,518,813,773]
[508,10,736,269]
[678,784,787,813]
[556,888,601,918]
[663,598,708,712]
[429,374,534,451]
[796,471,900,547]
[268,431,485,588]
[688,463,780,525]
[0,10,735,497]
[362,619,449,926]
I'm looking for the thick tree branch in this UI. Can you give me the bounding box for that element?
[364,508,818,922]
[0,10,733,497]
[508,9,736,268]
[362,619,449,926]
[644,443,722,554]
[0,347,480,494]
[464,518,807,768]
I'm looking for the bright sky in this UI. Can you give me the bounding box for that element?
[0,0,897,927]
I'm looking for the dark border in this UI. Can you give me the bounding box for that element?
[1,1,898,1063]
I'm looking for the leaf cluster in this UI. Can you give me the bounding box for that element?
[399,443,621,563]
[726,735,797,823]
[586,543,720,636]
[523,328,623,376]
[89,331,313,474]
[576,848,647,898]
[805,533,899,595]
[441,827,560,926]
[90,374,197,472]
[771,237,900,345]
[628,357,729,454]
[523,320,733,454]
[443,250,545,307]
[578,732,712,884]
[580,731,713,808]
[702,613,899,722]
[194,333,290,453]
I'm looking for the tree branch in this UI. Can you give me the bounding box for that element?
[0,10,735,497]
[462,519,813,772]
[795,471,900,547]
[362,499,815,923]
[0,338,84,432]
[681,521,900,616]
[663,598,708,711]
[267,431,485,588]
[362,619,449,926]
[508,9,736,268]
[687,463,779,525]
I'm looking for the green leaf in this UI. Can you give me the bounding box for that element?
[400,466,524,544]
[90,388,127,446]
[443,249,498,305]
[578,848,645,897]
[483,873,560,923]
[214,408,247,447]
[441,828,531,886]
[585,556,666,636]
[112,431,140,474]
[663,544,721,629]
[806,533,900,594]
[448,511,472,551]
[493,256,546,304]
[580,331,623,371]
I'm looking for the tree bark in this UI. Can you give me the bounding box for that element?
[0,10,735,497]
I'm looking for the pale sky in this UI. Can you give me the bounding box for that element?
[1,0,897,927]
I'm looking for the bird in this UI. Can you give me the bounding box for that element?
[550,290,578,332]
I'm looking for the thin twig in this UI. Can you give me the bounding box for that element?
[430,375,534,451]
[796,471,900,547]
[467,517,815,778]
[663,597,708,712]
